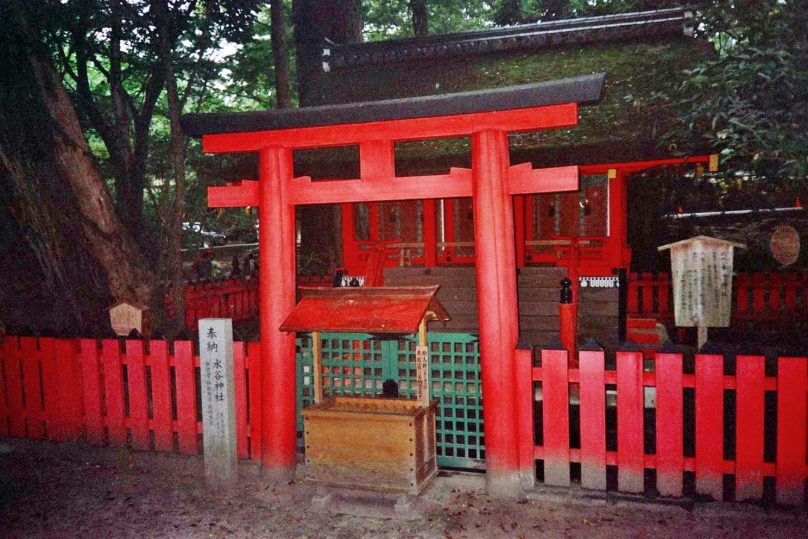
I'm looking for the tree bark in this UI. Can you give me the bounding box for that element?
[153,0,187,334]
[495,0,522,26]
[27,52,157,311]
[271,0,292,108]
[410,0,429,37]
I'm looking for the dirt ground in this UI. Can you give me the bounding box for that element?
[0,437,805,539]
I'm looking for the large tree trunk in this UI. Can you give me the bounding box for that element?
[27,52,158,313]
[410,0,429,36]
[271,0,292,108]
[293,0,362,106]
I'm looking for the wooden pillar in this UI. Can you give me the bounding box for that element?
[471,130,521,497]
[258,146,297,481]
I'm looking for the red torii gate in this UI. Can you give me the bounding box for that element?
[182,74,605,496]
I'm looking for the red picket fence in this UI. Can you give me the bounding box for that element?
[628,272,808,330]
[516,347,808,505]
[3,336,806,505]
[0,336,264,462]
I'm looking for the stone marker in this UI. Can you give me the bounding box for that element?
[199,318,237,486]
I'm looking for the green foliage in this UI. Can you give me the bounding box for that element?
[676,1,808,184]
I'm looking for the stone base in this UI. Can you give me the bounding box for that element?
[261,465,296,484]
[486,470,524,499]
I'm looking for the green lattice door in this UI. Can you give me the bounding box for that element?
[296,332,484,470]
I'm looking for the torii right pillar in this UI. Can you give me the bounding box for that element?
[472,130,524,497]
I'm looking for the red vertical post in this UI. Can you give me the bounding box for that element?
[471,129,521,496]
[735,355,765,501]
[616,348,644,493]
[514,347,535,488]
[20,338,45,440]
[695,353,724,500]
[541,348,571,487]
[776,356,807,505]
[247,341,263,461]
[102,339,126,447]
[655,351,684,497]
[341,203,360,272]
[126,340,150,451]
[579,348,606,490]
[233,341,249,459]
[258,146,297,480]
[513,195,526,268]
[443,199,456,262]
[80,339,105,445]
[607,169,629,268]
[174,341,199,455]
[422,198,438,267]
[149,340,173,452]
[627,273,639,315]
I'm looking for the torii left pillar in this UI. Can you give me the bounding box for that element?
[257,146,298,481]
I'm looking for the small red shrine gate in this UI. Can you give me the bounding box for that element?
[182,75,605,496]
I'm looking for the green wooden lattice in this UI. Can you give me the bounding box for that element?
[296,332,484,470]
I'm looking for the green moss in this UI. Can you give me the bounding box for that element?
[322,38,708,158]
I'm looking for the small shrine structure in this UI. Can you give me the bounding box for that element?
[182,74,604,496]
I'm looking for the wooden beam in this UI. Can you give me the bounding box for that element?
[508,164,579,195]
[202,104,578,153]
[208,180,259,208]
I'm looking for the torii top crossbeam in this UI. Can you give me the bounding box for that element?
[181,74,605,496]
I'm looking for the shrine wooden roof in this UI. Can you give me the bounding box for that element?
[181,74,604,138]
[279,286,449,334]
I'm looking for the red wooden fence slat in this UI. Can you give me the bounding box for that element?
[102,339,127,447]
[540,349,571,486]
[695,353,724,500]
[752,274,766,315]
[174,341,199,455]
[735,355,766,501]
[126,341,150,450]
[247,341,262,462]
[775,357,807,505]
[515,348,535,485]
[20,338,44,440]
[53,338,81,441]
[783,274,797,313]
[0,338,9,436]
[233,341,249,459]
[579,349,606,490]
[38,338,60,441]
[616,349,644,493]
[149,340,174,452]
[80,339,105,445]
[658,273,671,315]
[655,352,684,497]
[768,274,782,313]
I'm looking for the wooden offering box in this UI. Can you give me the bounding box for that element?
[302,396,438,495]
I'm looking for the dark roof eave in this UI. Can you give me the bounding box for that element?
[181,73,605,138]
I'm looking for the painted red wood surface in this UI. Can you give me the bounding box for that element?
[233,341,249,459]
[628,272,808,330]
[173,341,199,455]
[616,349,644,493]
[578,349,606,491]
[102,340,127,448]
[126,341,150,451]
[1,337,805,505]
[20,338,45,440]
[150,340,174,452]
[735,355,765,501]
[3,338,25,436]
[655,352,684,497]
[776,357,808,505]
[541,349,571,486]
[79,339,105,445]
[695,354,724,500]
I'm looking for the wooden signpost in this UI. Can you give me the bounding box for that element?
[659,235,745,349]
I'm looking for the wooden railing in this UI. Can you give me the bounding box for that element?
[628,272,808,330]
